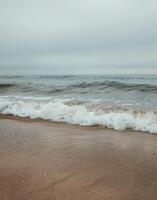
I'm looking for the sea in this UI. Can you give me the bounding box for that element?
[0,74,157,134]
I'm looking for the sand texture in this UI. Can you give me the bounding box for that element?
[0,116,157,200]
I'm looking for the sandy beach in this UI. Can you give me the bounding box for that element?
[0,116,157,200]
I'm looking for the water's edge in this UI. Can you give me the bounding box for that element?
[0,113,156,136]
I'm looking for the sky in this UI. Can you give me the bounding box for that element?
[0,0,157,74]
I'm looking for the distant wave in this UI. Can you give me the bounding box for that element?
[0,75,75,80]
[0,75,24,79]
[70,81,157,92]
[0,96,157,134]
[37,75,76,79]
[1,81,157,94]
[0,83,16,89]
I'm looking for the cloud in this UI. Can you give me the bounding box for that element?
[0,0,157,74]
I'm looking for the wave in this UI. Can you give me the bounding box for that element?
[70,81,157,92]
[37,75,76,79]
[0,75,24,79]
[0,83,16,89]
[1,80,157,96]
[0,97,157,134]
[0,75,75,80]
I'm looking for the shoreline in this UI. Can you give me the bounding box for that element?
[0,116,157,199]
[0,113,155,135]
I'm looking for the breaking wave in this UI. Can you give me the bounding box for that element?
[0,96,157,134]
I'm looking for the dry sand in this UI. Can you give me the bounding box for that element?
[0,115,157,200]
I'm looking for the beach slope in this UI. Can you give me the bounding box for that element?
[0,117,157,200]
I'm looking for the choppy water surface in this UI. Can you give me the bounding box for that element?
[0,75,157,133]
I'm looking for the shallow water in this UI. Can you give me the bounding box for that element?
[0,74,157,133]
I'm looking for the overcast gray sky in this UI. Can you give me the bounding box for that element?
[0,0,157,74]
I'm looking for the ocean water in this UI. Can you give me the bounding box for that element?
[0,74,157,134]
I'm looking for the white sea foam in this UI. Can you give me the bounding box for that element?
[0,96,157,134]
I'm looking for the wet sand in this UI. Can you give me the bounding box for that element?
[0,116,157,200]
